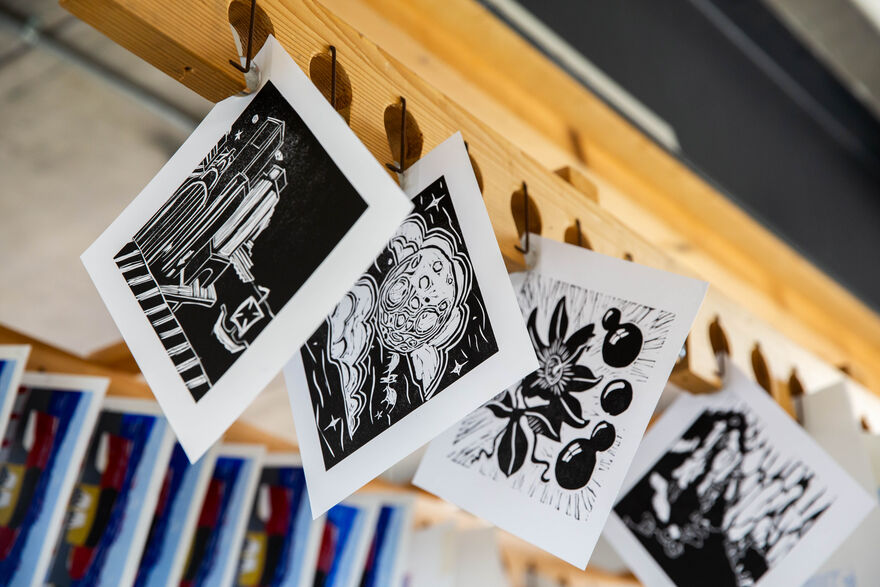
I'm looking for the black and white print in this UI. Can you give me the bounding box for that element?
[414,235,707,568]
[115,81,366,402]
[615,405,831,586]
[301,175,498,469]
[82,37,411,461]
[604,360,875,587]
[285,134,537,517]
[445,273,670,513]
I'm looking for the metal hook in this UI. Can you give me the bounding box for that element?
[229,0,258,74]
[575,218,583,248]
[515,182,531,254]
[386,97,408,174]
[329,45,338,110]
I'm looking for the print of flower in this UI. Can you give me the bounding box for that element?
[521,298,602,428]
[485,389,559,477]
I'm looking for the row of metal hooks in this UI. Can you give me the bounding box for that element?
[229,0,583,256]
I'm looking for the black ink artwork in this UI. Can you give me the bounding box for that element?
[301,176,498,469]
[114,82,367,401]
[447,272,675,521]
[614,405,834,587]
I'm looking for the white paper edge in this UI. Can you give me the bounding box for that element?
[414,234,708,568]
[166,444,220,586]
[355,492,416,587]
[286,133,538,516]
[118,416,176,587]
[335,495,381,587]
[0,345,31,442]
[80,35,412,462]
[603,358,876,587]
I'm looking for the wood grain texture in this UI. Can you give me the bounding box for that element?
[338,0,880,394]
[58,0,875,402]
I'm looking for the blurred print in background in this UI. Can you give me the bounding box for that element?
[0,373,106,587]
[135,443,218,587]
[47,398,174,587]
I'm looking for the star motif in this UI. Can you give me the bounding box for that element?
[425,193,444,211]
[451,360,467,375]
[234,130,243,140]
[324,415,341,432]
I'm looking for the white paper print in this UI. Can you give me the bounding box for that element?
[0,345,30,440]
[862,432,880,502]
[800,383,880,587]
[605,358,875,587]
[81,36,412,461]
[286,134,537,516]
[415,235,706,568]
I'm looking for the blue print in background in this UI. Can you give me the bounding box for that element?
[236,464,312,587]
[314,503,369,587]
[0,387,90,587]
[135,443,213,587]
[361,504,407,587]
[182,452,260,587]
[47,409,168,586]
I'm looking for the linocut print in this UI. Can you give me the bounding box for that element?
[605,362,874,587]
[414,235,706,568]
[114,82,365,402]
[444,272,670,514]
[300,175,498,469]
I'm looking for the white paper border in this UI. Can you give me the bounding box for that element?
[604,358,876,587]
[0,345,30,441]
[81,36,412,462]
[211,443,266,587]
[414,234,707,568]
[286,133,537,516]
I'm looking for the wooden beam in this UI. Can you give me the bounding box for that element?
[0,324,297,451]
[317,0,880,393]
[57,0,868,405]
[87,340,141,373]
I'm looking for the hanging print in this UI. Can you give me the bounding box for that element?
[81,37,412,461]
[604,359,875,587]
[285,134,536,516]
[414,235,706,568]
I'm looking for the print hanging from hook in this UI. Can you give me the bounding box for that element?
[414,235,707,569]
[604,358,874,587]
[285,133,537,517]
[82,37,412,462]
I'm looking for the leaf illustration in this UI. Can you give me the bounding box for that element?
[525,407,562,441]
[497,419,528,477]
[557,394,588,428]
[549,298,569,342]
[485,400,513,419]
[565,323,595,357]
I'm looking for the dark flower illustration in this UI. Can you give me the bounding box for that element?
[521,298,602,428]
[480,298,636,488]
[484,390,559,477]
